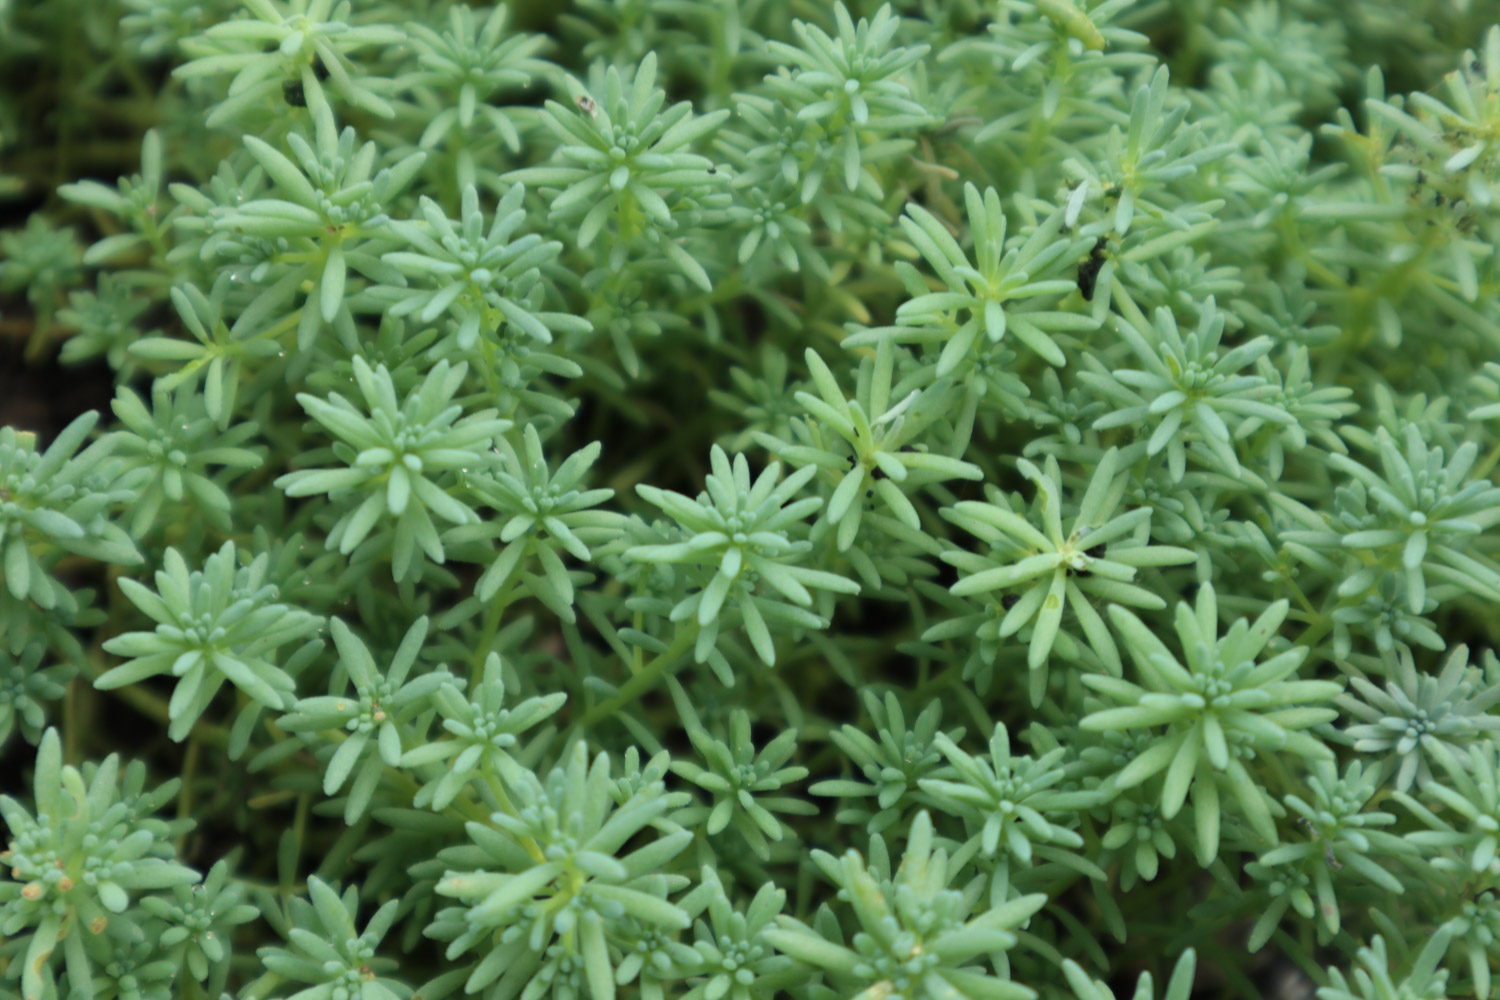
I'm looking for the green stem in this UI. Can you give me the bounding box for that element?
[675,274,746,314]
[580,624,699,730]
[289,792,310,884]
[478,759,548,864]
[469,578,519,679]
[176,736,201,857]
[1277,208,1349,292]
[1280,569,1320,622]
[1294,615,1335,655]
[911,662,962,703]
[1270,927,1331,989]
[380,763,491,827]
[1474,440,1500,481]
[63,677,80,765]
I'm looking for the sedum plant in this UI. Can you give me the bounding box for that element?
[760,4,931,197]
[96,541,323,742]
[1081,584,1343,863]
[375,183,585,355]
[885,184,1093,372]
[507,51,729,289]
[7,1,1500,1000]
[399,649,565,813]
[755,340,982,555]
[0,414,139,615]
[1338,644,1500,792]
[0,731,199,1000]
[761,810,1046,1000]
[399,3,549,174]
[937,445,1195,694]
[668,696,816,861]
[626,445,859,671]
[1080,299,1292,483]
[277,615,452,823]
[275,356,512,581]
[257,874,409,1000]
[221,101,427,351]
[107,384,264,538]
[427,742,694,1000]
[452,423,622,623]
[174,0,405,124]
[919,722,1102,893]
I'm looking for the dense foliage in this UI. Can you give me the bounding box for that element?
[4,1,1500,999]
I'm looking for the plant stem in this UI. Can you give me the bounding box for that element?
[470,578,519,678]
[176,737,202,857]
[580,623,699,729]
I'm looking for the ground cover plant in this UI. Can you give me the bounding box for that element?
[3,0,1500,998]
